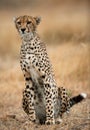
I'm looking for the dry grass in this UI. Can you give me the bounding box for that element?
[0,44,89,130]
[0,3,90,130]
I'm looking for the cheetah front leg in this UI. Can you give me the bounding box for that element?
[22,71,36,123]
[44,83,55,125]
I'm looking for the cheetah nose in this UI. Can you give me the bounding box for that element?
[21,28,26,33]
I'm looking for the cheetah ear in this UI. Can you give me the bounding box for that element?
[13,16,17,22]
[34,16,41,25]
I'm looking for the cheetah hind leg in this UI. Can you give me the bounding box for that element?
[56,87,69,124]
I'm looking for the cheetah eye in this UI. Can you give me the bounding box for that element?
[27,21,32,24]
[17,21,21,25]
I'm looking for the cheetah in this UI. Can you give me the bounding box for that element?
[14,15,87,125]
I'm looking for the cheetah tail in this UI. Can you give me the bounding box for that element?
[69,93,87,107]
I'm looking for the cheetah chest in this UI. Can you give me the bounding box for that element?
[29,65,40,85]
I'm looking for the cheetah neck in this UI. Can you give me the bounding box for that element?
[21,32,39,42]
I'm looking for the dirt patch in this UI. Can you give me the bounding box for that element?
[0,99,89,130]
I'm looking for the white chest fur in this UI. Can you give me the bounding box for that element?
[29,65,40,84]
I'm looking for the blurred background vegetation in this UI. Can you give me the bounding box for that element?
[0,0,89,56]
[0,0,89,91]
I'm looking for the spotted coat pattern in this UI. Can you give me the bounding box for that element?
[14,15,71,125]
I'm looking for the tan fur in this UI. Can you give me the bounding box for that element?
[14,15,86,125]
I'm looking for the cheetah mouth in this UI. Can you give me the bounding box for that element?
[20,31,28,35]
[20,31,30,35]
[22,32,25,34]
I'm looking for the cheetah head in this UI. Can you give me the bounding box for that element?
[13,15,41,37]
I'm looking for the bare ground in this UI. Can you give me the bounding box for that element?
[0,99,90,130]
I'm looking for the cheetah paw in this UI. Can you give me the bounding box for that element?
[55,118,62,124]
[45,119,55,125]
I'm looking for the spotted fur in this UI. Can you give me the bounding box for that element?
[14,15,87,125]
